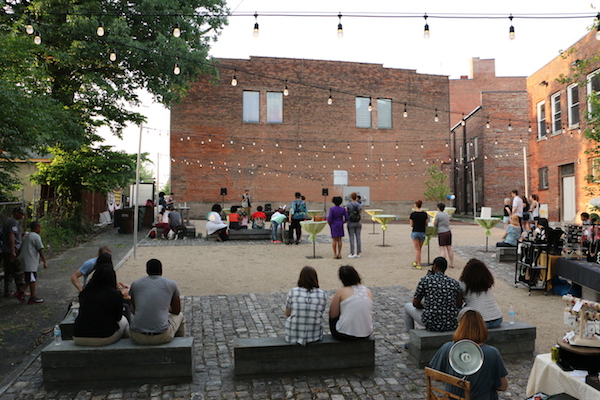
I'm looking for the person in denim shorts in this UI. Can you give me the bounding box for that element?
[409,200,429,269]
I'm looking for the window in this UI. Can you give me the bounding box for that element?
[588,69,600,113]
[551,92,561,134]
[242,91,260,123]
[355,97,372,128]
[589,157,600,182]
[266,92,283,124]
[567,84,580,127]
[377,98,392,129]
[537,101,546,139]
[473,137,479,159]
[538,167,549,190]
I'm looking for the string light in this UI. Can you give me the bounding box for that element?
[173,23,181,38]
[26,19,34,35]
[173,56,181,75]
[327,89,333,105]
[423,14,430,39]
[283,79,289,96]
[486,116,490,129]
[97,21,105,37]
[368,98,373,112]
[434,109,439,123]
[403,103,408,118]
[34,31,41,45]
[231,70,237,86]
[508,119,512,131]
[253,12,259,37]
[109,49,116,62]
[528,122,532,133]
[508,14,515,40]
[337,12,343,38]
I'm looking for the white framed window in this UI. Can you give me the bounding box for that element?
[551,92,561,134]
[537,101,546,139]
[355,97,372,128]
[266,92,283,124]
[567,84,580,127]
[377,98,392,129]
[588,70,600,113]
[589,157,600,182]
[242,91,260,123]
[538,167,549,190]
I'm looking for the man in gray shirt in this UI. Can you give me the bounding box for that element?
[433,203,454,269]
[129,259,185,344]
[167,205,187,239]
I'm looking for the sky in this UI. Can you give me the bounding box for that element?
[99,0,599,187]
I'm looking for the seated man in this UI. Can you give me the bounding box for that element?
[70,246,111,292]
[403,257,462,336]
[129,259,185,345]
[167,205,187,239]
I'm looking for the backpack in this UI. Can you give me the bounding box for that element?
[292,200,307,220]
[252,217,265,229]
[349,204,361,223]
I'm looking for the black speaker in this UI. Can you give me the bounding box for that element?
[322,188,329,196]
[264,203,272,212]
[220,188,227,196]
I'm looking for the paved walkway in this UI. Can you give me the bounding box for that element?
[0,229,537,400]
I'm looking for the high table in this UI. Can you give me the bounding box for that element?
[555,258,600,300]
[307,210,323,220]
[300,220,327,259]
[425,225,439,265]
[365,209,383,235]
[475,217,502,251]
[372,214,395,247]
[526,353,600,399]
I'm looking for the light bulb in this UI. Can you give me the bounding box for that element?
[26,22,34,35]
[528,124,532,133]
[508,15,514,40]
[253,13,259,38]
[368,103,373,112]
[424,24,430,39]
[434,109,439,123]
[174,63,181,75]
[337,13,343,38]
[173,24,181,38]
[486,121,490,129]
[97,21,104,37]
[109,49,116,62]
[328,90,333,105]
[403,103,408,118]
[34,31,41,45]
[231,71,237,86]
[283,79,289,96]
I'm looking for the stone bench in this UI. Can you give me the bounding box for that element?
[496,246,518,262]
[41,337,194,389]
[234,335,375,376]
[206,228,271,241]
[407,321,536,368]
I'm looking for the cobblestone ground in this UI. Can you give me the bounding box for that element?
[0,239,535,400]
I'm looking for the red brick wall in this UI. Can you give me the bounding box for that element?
[171,57,451,217]
[527,30,600,222]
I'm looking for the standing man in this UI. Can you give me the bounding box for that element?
[14,221,47,304]
[70,246,112,292]
[511,190,524,229]
[403,257,462,338]
[129,259,185,344]
[242,189,252,218]
[288,192,307,245]
[2,206,25,297]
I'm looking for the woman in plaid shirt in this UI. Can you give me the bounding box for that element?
[284,267,328,345]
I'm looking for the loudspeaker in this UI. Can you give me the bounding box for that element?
[220,188,227,196]
[322,188,329,196]
[448,340,483,376]
[264,203,272,212]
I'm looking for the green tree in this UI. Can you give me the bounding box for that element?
[423,165,452,203]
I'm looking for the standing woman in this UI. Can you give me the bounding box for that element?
[410,200,429,269]
[434,203,454,268]
[284,266,328,345]
[529,194,540,229]
[346,192,363,258]
[329,266,373,340]
[328,196,349,259]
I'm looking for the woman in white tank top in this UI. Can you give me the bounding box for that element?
[329,266,373,340]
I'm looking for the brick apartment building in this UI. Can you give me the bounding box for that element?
[170,57,451,217]
[527,30,600,222]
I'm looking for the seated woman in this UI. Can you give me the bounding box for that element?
[429,308,509,400]
[73,264,129,346]
[284,266,328,345]
[496,214,521,247]
[459,259,503,328]
[228,206,242,230]
[329,265,373,340]
[206,204,228,241]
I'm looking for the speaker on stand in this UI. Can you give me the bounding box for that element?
[220,188,227,209]
[322,188,329,214]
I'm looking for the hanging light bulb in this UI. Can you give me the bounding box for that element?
[528,123,532,133]
[434,109,439,123]
[562,124,567,134]
[173,57,181,75]
[368,98,373,112]
[253,12,259,38]
[403,103,408,118]
[508,119,512,131]
[423,14,430,39]
[109,49,116,62]
[34,31,41,45]
[97,21,105,37]
[231,70,237,86]
[337,12,343,38]
[508,15,515,40]
[283,79,289,96]
[328,89,333,105]
[26,19,34,35]
[173,23,181,38]
[486,116,490,129]
[596,13,600,40]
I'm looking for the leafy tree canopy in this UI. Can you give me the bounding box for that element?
[423,165,452,203]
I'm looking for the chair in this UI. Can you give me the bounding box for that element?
[425,367,470,400]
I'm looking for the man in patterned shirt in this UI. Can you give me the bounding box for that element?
[403,257,462,335]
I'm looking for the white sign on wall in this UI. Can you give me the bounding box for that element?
[334,170,348,186]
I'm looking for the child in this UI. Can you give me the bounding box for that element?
[240,212,249,229]
[502,198,512,229]
[14,221,47,304]
[581,212,592,225]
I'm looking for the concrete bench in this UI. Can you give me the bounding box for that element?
[41,337,194,389]
[496,246,518,262]
[407,321,536,368]
[206,228,271,241]
[234,335,375,376]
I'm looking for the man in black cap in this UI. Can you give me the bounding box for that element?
[2,207,25,297]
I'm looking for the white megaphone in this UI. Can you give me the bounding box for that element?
[448,339,484,377]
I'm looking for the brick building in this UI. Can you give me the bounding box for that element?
[448,59,528,215]
[527,30,600,222]
[170,57,451,217]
